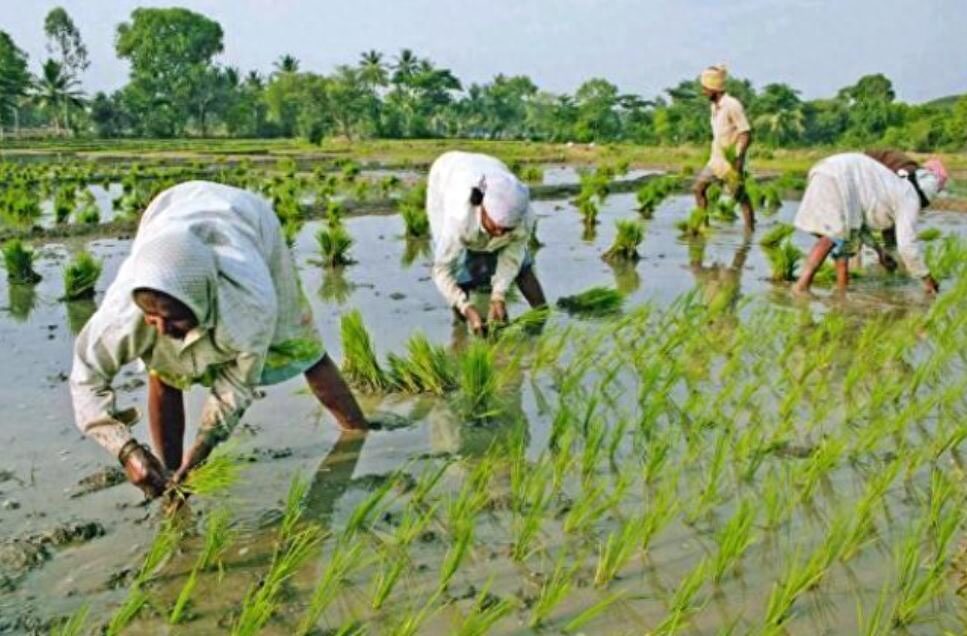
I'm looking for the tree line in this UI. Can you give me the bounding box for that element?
[1,6,965,151]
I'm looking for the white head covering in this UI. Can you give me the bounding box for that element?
[915,169,942,204]
[480,172,529,228]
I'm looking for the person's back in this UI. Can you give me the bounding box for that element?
[809,153,918,231]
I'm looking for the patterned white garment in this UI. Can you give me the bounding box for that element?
[70,181,323,457]
[427,151,535,312]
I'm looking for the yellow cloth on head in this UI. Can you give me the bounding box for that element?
[701,65,727,91]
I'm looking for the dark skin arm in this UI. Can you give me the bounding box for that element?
[734,131,752,173]
[148,373,185,471]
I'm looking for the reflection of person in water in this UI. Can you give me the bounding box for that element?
[688,237,751,316]
[303,431,367,525]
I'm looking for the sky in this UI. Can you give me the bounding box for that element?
[4,0,965,103]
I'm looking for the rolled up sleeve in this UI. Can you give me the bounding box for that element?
[491,234,527,302]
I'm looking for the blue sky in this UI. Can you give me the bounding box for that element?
[5,0,965,102]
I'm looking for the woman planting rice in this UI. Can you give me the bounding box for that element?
[70,181,368,499]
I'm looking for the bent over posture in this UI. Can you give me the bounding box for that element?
[792,153,948,294]
[428,151,547,335]
[71,181,367,498]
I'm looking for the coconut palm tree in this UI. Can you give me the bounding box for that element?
[273,54,299,75]
[32,59,85,134]
[358,50,387,89]
[391,49,419,86]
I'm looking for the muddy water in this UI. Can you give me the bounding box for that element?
[0,191,964,633]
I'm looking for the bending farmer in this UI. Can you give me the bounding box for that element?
[792,153,948,294]
[692,64,755,231]
[427,151,547,335]
[70,181,368,499]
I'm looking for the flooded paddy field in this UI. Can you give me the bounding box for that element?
[2,158,967,635]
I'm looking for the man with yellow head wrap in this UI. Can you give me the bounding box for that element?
[692,64,756,231]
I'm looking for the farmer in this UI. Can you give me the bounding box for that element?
[692,64,756,231]
[427,151,547,335]
[71,181,368,500]
[792,153,948,294]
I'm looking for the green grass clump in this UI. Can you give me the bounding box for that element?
[602,219,644,262]
[556,286,623,316]
[339,309,388,391]
[386,332,457,395]
[3,240,42,284]
[759,223,795,249]
[762,237,802,282]
[399,181,429,238]
[62,252,102,300]
[676,207,709,238]
[316,223,355,267]
[455,340,502,421]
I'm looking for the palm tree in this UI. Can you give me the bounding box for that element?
[391,49,419,86]
[754,108,805,146]
[358,50,387,89]
[273,54,299,75]
[32,59,85,134]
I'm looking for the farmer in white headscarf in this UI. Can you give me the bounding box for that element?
[71,181,368,499]
[427,151,547,335]
[693,64,756,231]
[792,153,948,294]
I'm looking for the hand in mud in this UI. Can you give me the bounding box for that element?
[463,305,486,336]
[487,300,508,325]
[923,275,939,295]
[119,441,167,500]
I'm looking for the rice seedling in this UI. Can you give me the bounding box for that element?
[386,332,457,395]
[343,474,398,537]
[594,515,644,586]
[199,507,234,574]
[296,540,366,635]
[61,251,102,301]
[556,286,623,316]
[370,549,409,610]
[279,473,312,543]
[75,189,100,225]
[917,227,942,242]
[454,579,516,636]
[174,447,245,500]
[2,240,42,284]
[562,592,626,633]
[168,564,199,625]
[51,605,90,636]
[602,219,645,262]
[438,519,474,592]
[53,186,76,224]
[636,174,680,218]
[316,222,355,267]
[676,207,709,237]
[529,556,580,628]
[926,234,967,280]
[760,547,830,632]
[106,588,150,636]
[651,558,711,635]
[454,340,502,421]
[891,517,952,627]
[233,525,324,636]
[711,498,757,583]
[339,309,388,391]
[399,181,429,237]
[575,191,599,228]
[758,223,795,249]
[762,236,802,282]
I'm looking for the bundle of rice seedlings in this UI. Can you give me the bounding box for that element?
[54,186,77,224]
[556,286,623,316]
[399,182,429,238]
[2,240,42,284]
[75,189,100,225]
[759,223,796,249]
[62,251,102,301]
[918,227,942,242]
[676,207,709,238]
[175,448,246,500]
[763,238,803,282]
[602,219,644,262]
[386,332,457,395]
[926,234,967,280]
[316,223,354,267]
[454,340,501,421]
[636,175,681,218]
[575,192,599,228]
[340,309,388,391]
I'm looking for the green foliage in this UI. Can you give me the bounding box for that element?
[399,182,430,237]
[2,240,41,284]
[455,340,502,421]
[636,174,681,218]
[557,286,623,316]
[340,309,388,391]
[676,207,709,237]
[925,233,967,280]
[61,251,102,300]
[75,189,100,225]
[762,236,802,282]
[386,332,457,394]
[602,219,644,262]
[759,223,795,249]
[316,222,355,267]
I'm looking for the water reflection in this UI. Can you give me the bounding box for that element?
[66,298,97,334]
[688,236,751,317]
[303,431,366,526]
[319,267,355,304]
[8,283,38,322]
[400,237,430,268]
[608,260,641,295]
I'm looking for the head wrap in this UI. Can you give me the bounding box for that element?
[700,65,727,92]
[479,172,529,228]
[923,157,949,191]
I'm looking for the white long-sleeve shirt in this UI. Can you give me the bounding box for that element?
[70,181,323,457]
[794,153,928,278]
[427,152,535,312]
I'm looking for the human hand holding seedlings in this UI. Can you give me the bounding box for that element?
[118,439,168,500]
[463,305,486,336]
[488,299,508,325]
[170,436,215,487]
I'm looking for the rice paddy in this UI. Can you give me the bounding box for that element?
[2,145,967,635]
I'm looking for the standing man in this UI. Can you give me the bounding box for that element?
[71,181,369,499]
[427,151,547,335]
[692,64,756,231]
